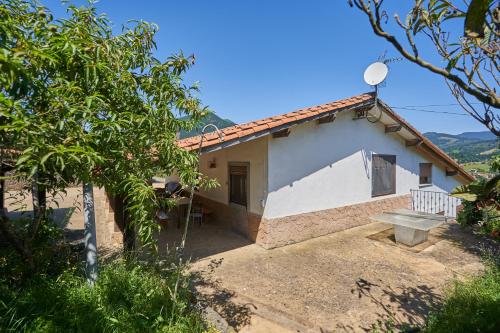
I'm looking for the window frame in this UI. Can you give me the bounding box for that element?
[228,162,250,207]
[371,154,397,197]
[419,162,433,186]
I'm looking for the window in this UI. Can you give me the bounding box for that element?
[372,154,396,197]
[229,164,248,206]
[419,163,432,185]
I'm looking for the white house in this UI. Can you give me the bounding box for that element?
[177,93,473,249]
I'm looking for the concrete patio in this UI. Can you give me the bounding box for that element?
[157,223,253,260]
[186,221,496,332]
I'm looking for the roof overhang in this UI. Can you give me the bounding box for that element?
[176,93,474,184]
[200,99,374,154]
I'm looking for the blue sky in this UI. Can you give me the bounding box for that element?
[44,0,486,134]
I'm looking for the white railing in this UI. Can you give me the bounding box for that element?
[410,189,462,218]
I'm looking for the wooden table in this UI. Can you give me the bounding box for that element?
[370,208,446,246]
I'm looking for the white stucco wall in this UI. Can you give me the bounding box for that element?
[264,111,463,219]
[197,137,268,215]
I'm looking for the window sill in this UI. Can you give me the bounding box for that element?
[419,183,433,188]
[229,202,247,208]
[371,192,396,198]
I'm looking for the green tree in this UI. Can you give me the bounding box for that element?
[0,0,213,271]
[349,0,499,136]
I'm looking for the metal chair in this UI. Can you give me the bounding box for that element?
[190,204,203,226]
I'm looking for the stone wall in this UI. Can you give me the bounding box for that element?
[92,187,124,248]
[195,193,410,249]
[256,194,411,249]
[4,186,123,248]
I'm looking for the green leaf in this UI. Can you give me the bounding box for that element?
[40,151,54,165]
[15,154,31,166]
[464,0,492,38]
[451,185,478,201]
[446,56,459,72]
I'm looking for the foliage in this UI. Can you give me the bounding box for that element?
[0,214,76,281]
[452,173,500,204]
[463,162,493,173]
[491,155,500,173]
[424,262,500,333]
[349,0,499,136]
[0,0,216,256]
[0,256,208,333]
[453,171,500,237]
[456,199,483,227]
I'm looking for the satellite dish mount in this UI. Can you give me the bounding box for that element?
[355,61,389,122]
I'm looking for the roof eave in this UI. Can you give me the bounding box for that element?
[197,99,376,154]
[377,101,475,183]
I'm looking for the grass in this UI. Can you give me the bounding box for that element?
[463,161,491,173]
[424,262,500,333]
[0,258,210,332]
[0,215,215,333]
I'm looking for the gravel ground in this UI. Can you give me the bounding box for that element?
[190,221,491,332]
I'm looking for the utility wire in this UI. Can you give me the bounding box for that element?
[390,106,469,116]
[391,102,482,108]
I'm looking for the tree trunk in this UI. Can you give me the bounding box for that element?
[0,170,5,215]
[31,174,46,221]
[83,182,98,285]
[30,174,46,239]
[32,176,40,221]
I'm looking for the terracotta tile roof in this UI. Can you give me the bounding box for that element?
[177,93,375,151]
[176,92,473,182]
[376,101,474,182]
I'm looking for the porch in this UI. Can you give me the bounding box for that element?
[156,222,252,260]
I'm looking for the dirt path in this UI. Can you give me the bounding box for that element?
[191,222,492,332]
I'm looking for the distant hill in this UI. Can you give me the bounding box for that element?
[424,131,499,163]
[459,131,496,141]
[178,113,236,139]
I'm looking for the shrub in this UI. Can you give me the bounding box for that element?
[456,201,500,239]
[0,259,207,332]
[483,216,500,238]
[425,263,500,333]
[0,216,77,285]
[456,200,482,227]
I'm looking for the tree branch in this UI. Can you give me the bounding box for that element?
[352,0,500,108]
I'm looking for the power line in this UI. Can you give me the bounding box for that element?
[390,106,469,116]
[391,103,482,108]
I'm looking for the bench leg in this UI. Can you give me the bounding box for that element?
[394,225,429,246]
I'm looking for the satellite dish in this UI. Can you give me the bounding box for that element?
[357,61,388,123]
[363,62,388,86]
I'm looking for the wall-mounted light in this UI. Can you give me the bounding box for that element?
[209,158,217,169]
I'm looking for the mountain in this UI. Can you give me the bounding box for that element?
[457,131,496,141]
[424,131,498,163]
[178,113,236,139]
